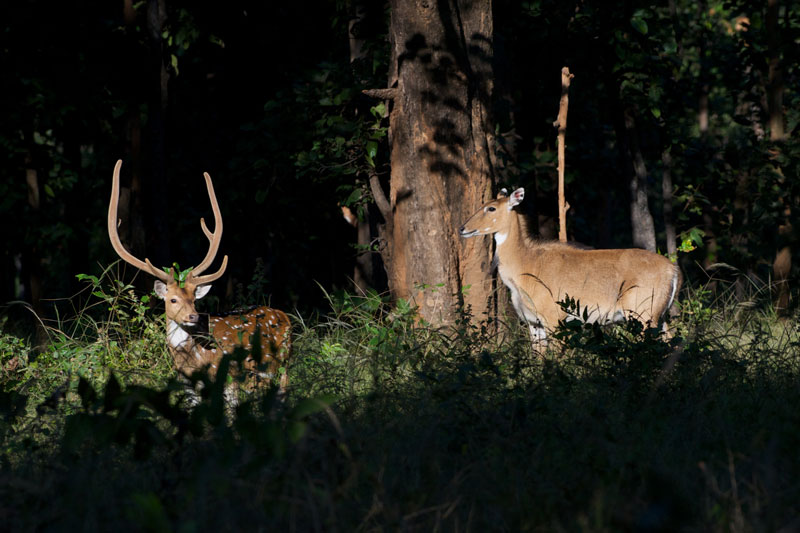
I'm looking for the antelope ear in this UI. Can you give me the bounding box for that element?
[496,188,509,199]
[194,284,212,299]
[508,187,525,208]
[154,280,168,299]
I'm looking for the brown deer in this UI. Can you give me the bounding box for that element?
[108,160,291,391]
[459,188,680,345]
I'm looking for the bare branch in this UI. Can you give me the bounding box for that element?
[554,67,574,243]
[369,172,392,228]
[362,88,398,100]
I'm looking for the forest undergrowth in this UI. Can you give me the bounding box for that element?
[1,269,800,531]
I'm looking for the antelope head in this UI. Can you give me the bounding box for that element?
[459,188,524,243]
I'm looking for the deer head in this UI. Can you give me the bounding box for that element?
[108,159,228,328]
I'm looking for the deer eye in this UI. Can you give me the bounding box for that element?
[486,206,496,212]
[170,298,177,304]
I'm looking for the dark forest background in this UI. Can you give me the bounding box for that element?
[3,2,800,530]
[2,0,798,327]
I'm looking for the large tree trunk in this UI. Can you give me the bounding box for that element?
[623,108,657,252]
[23,151,47,347]
[120,0,147,286]
[144,0,170,267]
[377,0,496,325]
[661,147,677,258]
[766,0,791,315]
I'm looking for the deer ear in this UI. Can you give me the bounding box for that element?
[497,188,509,199]
[194,284,212,299]
[508,187,525,208]
[154,280,168,299]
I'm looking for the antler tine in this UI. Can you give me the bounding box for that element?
[189,171,227,282]
[108,160,169,281]
[189,215,228,285]
[190,255,228,286]
[200,217,213,240]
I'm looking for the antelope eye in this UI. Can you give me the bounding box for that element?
[486,206,496,212]
[170,298,177,304]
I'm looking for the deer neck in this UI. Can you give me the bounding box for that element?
[166,319,193,350]
[166,318,219,373]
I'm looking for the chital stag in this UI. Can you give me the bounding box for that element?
[459,188,680,345]
[108,160,291,390]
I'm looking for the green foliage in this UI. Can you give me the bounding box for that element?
[161,263,192,288]
[293,59,390,219]
[3,280,800,530]
[2,1,800,527]
[2,268,171,412]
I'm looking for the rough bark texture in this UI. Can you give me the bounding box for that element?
[661,147,677,258]
[145,0,170,267]
[383,0,495,324]
[23,152,47,346]
[623,108,657,252]
[766,0,790,315]
[555,67,573,243]
[766,0,784,141]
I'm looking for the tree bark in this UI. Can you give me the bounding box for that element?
[766,0,790,315]
[144,0,170,267]
[623,108,657,252]
[555,67,573,243]
[23,151,47,346]
[766,0,784,141]
[661,147,677,258]
[381,0,496,325]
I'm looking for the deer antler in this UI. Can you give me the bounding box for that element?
[108,160,170,281]
[188,171,228,286]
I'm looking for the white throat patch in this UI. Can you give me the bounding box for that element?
[167,319,191,349]
[494,232,508,246]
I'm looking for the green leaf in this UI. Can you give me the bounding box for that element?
[76,273,100,284]
[630,17,648,35]
[365,140,378,168]
[290,395,337,420]
[345,188,362,205]
[370,102,386,118]
[366,140,378,160]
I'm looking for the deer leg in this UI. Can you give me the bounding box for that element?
[526,323,548,354]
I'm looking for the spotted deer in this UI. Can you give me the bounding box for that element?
[459,188,680,345]
[108,160,291,390]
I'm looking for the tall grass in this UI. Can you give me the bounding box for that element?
[1,272,799,531]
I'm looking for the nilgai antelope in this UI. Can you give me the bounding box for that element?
[108,160,291,390]
[459,188,680,344]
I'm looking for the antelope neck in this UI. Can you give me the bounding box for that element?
[494,211,523,251]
